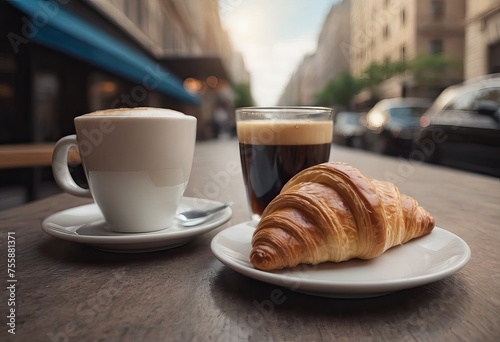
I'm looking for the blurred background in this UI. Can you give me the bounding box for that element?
[0,0,499,210]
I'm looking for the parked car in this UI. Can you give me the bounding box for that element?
[333,111,366,148]
[363,98,432,155]
[413,75,500,177]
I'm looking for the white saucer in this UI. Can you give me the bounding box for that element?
[210,221,471,298]
[42,197,232,253]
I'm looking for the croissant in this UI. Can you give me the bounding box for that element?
[250,162,435,271]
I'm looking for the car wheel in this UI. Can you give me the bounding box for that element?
[413,138,440,164]
[352,136,363,149]
[345,137,353,147]
[371,134,390,154]
[425,144,441,164]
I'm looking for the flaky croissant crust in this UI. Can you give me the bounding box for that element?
[250,162,435,271]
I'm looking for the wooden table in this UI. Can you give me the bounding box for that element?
[0,143,81,169]
[0,143,82,203]
[1,140,499,341]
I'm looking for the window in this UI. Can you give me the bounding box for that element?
[430,0,444,20]
[126,0,142,26]
[89,73,120,111]
[488,42,500,74]
[444,91,476,111]
[0,53,18,144]
[429,39,443,54]
[401,8,406,26]
[475,87,500,107]
[444,88,500,112]
[389,107,429,118]
[383,25,390,40]
[401,45,406,60]
[33,72,60,142]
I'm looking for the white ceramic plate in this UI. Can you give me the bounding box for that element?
[210,221,471,298]
[42,197,232,253]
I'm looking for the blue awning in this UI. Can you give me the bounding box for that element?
[9,0,200,105]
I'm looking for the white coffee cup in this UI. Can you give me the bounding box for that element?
[52,107,197,233]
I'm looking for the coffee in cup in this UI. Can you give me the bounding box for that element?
[52,107,197,233]
[236,107,333,221]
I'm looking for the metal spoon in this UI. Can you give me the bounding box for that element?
[176,202,233,227]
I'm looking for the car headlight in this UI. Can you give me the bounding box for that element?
[367,111,387,129]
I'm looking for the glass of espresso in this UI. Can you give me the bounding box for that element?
[236,107,333,221]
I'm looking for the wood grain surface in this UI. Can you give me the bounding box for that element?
[0,143,81,169]
[0,139,499,341]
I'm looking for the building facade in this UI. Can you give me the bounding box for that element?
[464,0,500,79]
[351,0,466,75]
[278,0,351,106]
[1,0,249,145]
[89,0,249,138]
[350,0,466,103]
[0,0,248,206]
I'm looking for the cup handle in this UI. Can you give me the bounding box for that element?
[52,135,92,198]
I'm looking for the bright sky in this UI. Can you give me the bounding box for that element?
[219,0,341,106]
